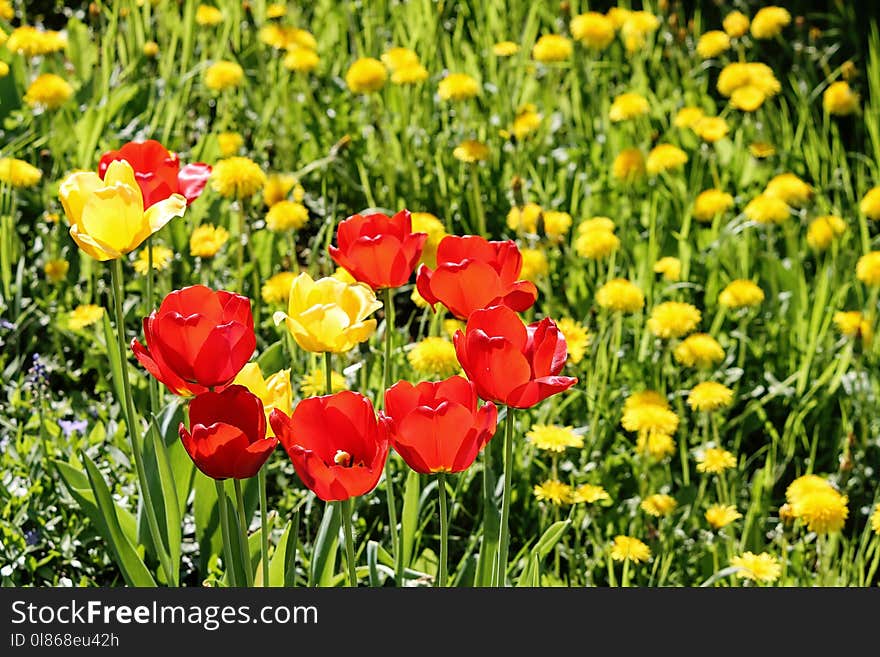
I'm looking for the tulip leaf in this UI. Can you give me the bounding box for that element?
[310,502,340,587]
[475,456,500,587]
[268,512,299,587]
[367,540,381,587]
[515,521,570,588]
[81,452,156,587]
[256,340,286,376]
[156,398,195,515]
[101,311,126,409]
[193,470,222,575]
[147,416,181,587]
[400,469,421,572]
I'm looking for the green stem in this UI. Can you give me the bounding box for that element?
[110,259,175,586]
[380,287,402,584]
[342,498,358,587]
[438,472,449,587]
[496,406,515,586]
[233,479,254,586]
[236,199,248,295]
[145,236,158,418]
[323,351,333,395]
[215,479,238,587]
[258,467,270,587]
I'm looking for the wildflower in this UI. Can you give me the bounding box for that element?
[719,279,764,309]
[765,173,812,207]
[750,7,791,39]
[217,132,243,157]
[189,224,230,257]
[833,311,873,345]
[571,484,610,504]
[624,390,669,413]
[204,61,244,91]
[507,202,543,233]
[392,64,428,85]
[299,368,348,397]
[653,257,681,281]
[786,474,835,505]
[453,140,490,163]
[511,104,543,139]
[492,41,519,57]
[195,4,223,26]
[211,157,266,198]
[697,31,730,59]
[688,382,733,412]
[723,11,750,38]
[609,92,650,122]
[860,186,880,219]
[542,211,573,240]
[407,337,460,379]
[411,212,446,268]
[519,248,549,282]
[577,217,616,234]
[345,58,387,94]
[6,26,66,56]
[717,62,780,111]
[806,215,847,250]
[857,252,880,286]
[438,73,479,100]
[612,148,646,181]
[68,304,104,330]
[694,189,734,222]
[692,116,729,142]
[596,278,644,313]
[143,41,160,58]
[641,494,677,517]
[791,485,849,534]
[871,503,880,535]
[647,302,701,339]
[744,194,790,224]
[266,3,286,19]
[610,536,651,563]
[636,432,676,460]
[531,35,572,62]
[674,333,725,368]
[534,480,572,505]
[263,174,299,207]
[730,552,782,583]
[381,47,419,71]
[556,318,590,365]
[570,12,615,50]
[823,81,859,116]
[24,73,73,110]
[0,62,7,78]
[674,106,705,128]
[133,245,174,274]
[261,271,297,304]
[622,404,680,438]
[575,229,620,259]
[44,259,69,283]
[749,142,776,158]
[620,11,660,53]
[646,144,688,175]
[284,47,319,73]
[526,424,583,453]
[706,504,742,529]
[232,363,291,436]
[0,158,42,188]
[266,200,309,231]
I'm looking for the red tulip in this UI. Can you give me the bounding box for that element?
[416,235,538,320]
[381,376,497,474]
[99,139,212,209]
[270,391,389,502]
[453,305,578,408]
[132,285,256,396]
[178,385,277,480]
[328,209,427,290]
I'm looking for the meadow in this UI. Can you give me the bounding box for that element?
[1,0,879,588]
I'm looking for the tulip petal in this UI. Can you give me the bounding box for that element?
[505,375,578,409]
[178,162,212,204]
[79,182,149,255]
[463,328,532,404]
[144,193,187,234]
[428,259,505,319]
[59,171,104,228]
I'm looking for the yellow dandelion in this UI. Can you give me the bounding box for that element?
[792,487,848,534]
[786,474,835,505]
[443,319,464,338]
[653,257,681,282]
[0,158,42,188]
[68,304,104,330]
[744,194,790,224]
[697,30,730,59]
[143,41,160,58]
[506,202,543,233]
[693,189,734,222]
[438,73,479,101]
[610,536,651,563]
[571,484,610,505]
[833,311,873,345]
[719,280,764,309]
[556,318,590,365]
[706,504,742,529]
[636,432,676,460]
[542,211,572,240]
[381,47,419,71]
[453,139,490,164]
[533,479,572,505]
[300,368,348,397]
[526,424,583,453]
[622,404,680,438]
[217,132,243,157]
[647,301,701,339]
[6,26,66,56]
[211,156,266,198]
[750,6,791,40]
[730,552,782,583]
[765,173,812,207]
[205,60,244,91]
[519,248,549,282]
[612,148,646,182]
[624,390,669,413]
[195,4,223,26]
[570,12,615,50]
[133,245,173,275]
[266,200,309,231]
[531,34,572,63]
[723,11,750,38]
[24,73,73,110]
[674,106,705,129]
[823,81,859,116]
[749,142,776,159]
[596,278,644,313]
[575,229,620,260]
[860,187,880,220]
[870,503,880,535]
[511,104,543,140]
[492,41,520,57]
[674,333,725,369]
[407,337,460,379]
[190,224,230,258]
[261,271,297,305]
[263,174,299,207]
[578,216,616,234]
[688,382,734,412]
[392,63,428,85]
[284,47,320,73]
[806,215,847,251]
[44,259,69,283]
[856,251,880,286]
[345,58,387,94]
[609,92,650,122]
[692,116,729,143]
[646,144,688,176]
[620,11,660,53]
[641,494,677,517]
[411,212,446,268]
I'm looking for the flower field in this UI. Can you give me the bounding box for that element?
[2,0,880,588]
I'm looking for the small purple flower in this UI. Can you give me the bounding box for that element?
[24,528,40,546]
[58,418,88,438]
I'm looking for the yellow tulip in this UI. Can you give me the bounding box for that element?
[273,272,382,353]
[233,363,291,437]
[59,160,186,261]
